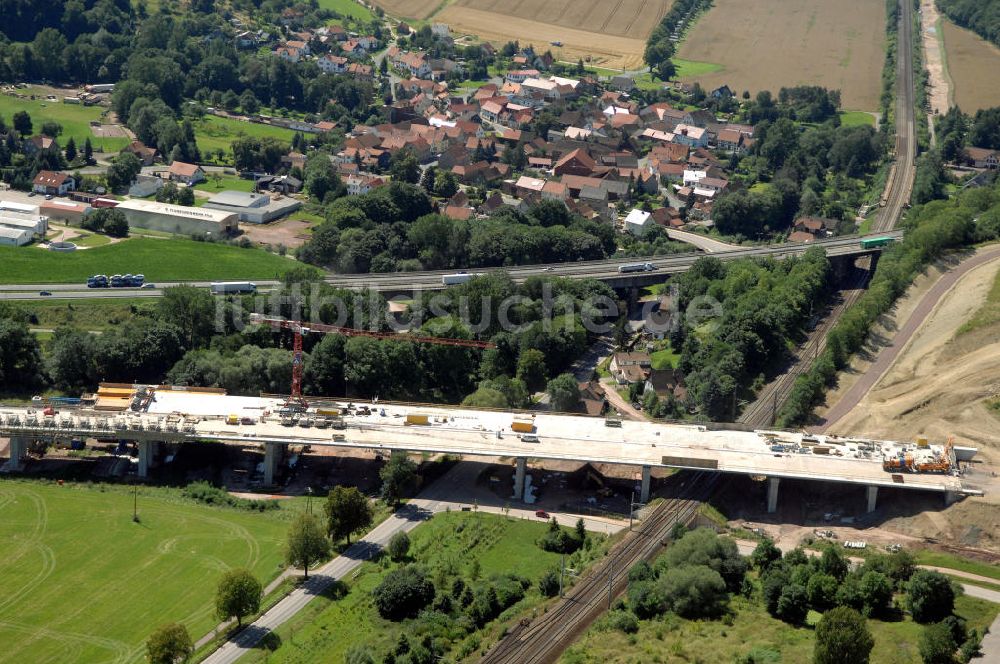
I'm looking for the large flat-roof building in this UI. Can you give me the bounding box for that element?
[40,199,91,225]
[0,226,32,246]
[203,190,302,224]
[115,199,238,236]
[0,200,48,237]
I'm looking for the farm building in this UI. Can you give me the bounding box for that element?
[115,199,238,236]
[40,200,91,225]
[203,190,302,224]
[0,201,48,237]
[0,226,32,246]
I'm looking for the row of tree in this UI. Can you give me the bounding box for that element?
[937,0,1000,49]
[779,178,1000,425]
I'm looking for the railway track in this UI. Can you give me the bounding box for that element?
[479,472,719,664]
[739,0,917,425]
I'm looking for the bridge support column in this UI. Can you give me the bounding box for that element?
[640,465,652,503]
[944,490,961,507]
[264,443,285,487]
[137,440,158,478]
[513,457,526,501]
[767,477,780,514]
[866,485,878,513]
[6,435,28,471]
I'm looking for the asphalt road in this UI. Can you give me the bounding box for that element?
[817,246,1000,431]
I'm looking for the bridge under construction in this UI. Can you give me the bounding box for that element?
[0,383,979,513]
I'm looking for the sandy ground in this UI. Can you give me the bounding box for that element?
[677,0,885,110]
[238,218,313,250]
[941,20,1000,112]
[920,0,951,114]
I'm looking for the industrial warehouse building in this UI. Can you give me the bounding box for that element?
[203,190,301,224]
[115,199,238,236]
[0,201,48,245]
[40,200,91,225]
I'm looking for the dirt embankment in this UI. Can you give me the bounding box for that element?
[829,248,1000,550]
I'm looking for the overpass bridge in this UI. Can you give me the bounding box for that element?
[0,380,974,514]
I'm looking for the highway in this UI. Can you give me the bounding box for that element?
[0,232,902,301]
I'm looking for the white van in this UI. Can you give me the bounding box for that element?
[522,433,539,443]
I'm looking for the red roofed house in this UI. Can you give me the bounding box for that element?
[167,161,205,185]
[553,148,597,177]
[33,171,76,196]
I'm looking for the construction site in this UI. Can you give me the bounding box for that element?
[0,379,980,515]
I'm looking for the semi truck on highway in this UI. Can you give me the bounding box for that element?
[441,273,484,286]
[210,281,257,294]
[617,262,656,273]
[860,237,895,250]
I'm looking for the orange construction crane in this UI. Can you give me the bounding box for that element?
[249,313,495,409]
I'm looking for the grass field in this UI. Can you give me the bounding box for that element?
[0,480,294,664]
[317,0,375,21]
[7,298,156,331]
[563,592,998,664]
[940,19,1000,111]
[194,174,256,194]
[677,0,886,111]
[193,116,299,159]
[70,233,113,248]
[840,111,877,127]
[0,238,296,284]
[651,347,680,370]
[434,0,672,69]
[239,511,579,663]
[0,93,129,152]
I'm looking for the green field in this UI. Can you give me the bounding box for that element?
[840,110,877,127]
[563,592,998,664]
[0,238,297,284]
[0,92,129,152]
[240,511,586,663]
[0,480,294,664]
[674,58,725,78]
[7,298,156,331]
[956,265,1000,336]
[194,174,257,194]
[71,233,113,248]
[650,347,680,370]
[914,549,1000,583]
[317,0,375,21]
[194,116,299,159]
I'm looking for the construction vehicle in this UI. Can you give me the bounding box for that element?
[511,419,535,433]
[248,314,494,412]
[605,415,622,427]
[225,414,239,425]
[405,413,430,426]
[882,437,954,474]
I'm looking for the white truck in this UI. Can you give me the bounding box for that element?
[441,272,484,286]
[210,281,257,295]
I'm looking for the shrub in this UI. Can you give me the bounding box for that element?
[372,566,436,620]
[908,570,957,623]
[660,565,729,619]
[538,570,560,598]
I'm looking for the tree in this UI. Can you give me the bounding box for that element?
[101,209,130,238]
[806,572,839,610]
[659,565,729,618]
[907,570,957,623]
[324,486,373,545]
[285,512,330,579]
[547,373,581,412]
[65,137,77,162]
[380,453,418,508]
[146,622,193,664]
[84,137,93,163]
[858,571,893,617]
[106,152,143,192]
[919,621,957,664]
[389,149,420,184]
[750,539,783,572]
[0,318,43,388]
[433,169,458,198]
[814,606,874,664]
[371,565,435,620]
[516,349,548,392]
[387,531,410,562]
[819,545,848,581]
[13,110,31,135]
[40,121,62,137]
[47,328,97,393]
[776,583,808,624]
[157,285,216,348]
[214,569,262,626]
[538,570,560,597]
[176,186,195,206]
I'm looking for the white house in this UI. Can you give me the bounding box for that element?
[317,54,348,74]
[623,209,653,235]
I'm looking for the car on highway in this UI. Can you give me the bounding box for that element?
[140,283,156,289]
[534,510,549,519]
[543,267,554,272]
[45,194,53,200]
[38,291,52,296]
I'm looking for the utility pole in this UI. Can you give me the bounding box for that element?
[306,486,313,515]
[132,483,139,523]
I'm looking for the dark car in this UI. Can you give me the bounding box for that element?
[534,510,549,519]
[39,290,52,296]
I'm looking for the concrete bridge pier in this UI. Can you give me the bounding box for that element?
[137,440,158,478]
[767,477,780,514]
[513,457,526,501]
[866,485,878,513]
[945,490,961,507]
[263,443,286,487]
[640,465,652,503]
[6,435,28,471]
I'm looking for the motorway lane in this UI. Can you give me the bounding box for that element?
[0,233,903,300]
